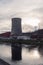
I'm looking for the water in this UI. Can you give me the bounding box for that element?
[0,44,43,65]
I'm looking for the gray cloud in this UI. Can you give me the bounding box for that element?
[0,0,43,19]
[0,19,11,33]
[0,0,43,33]
[22,24,35,32]
[0,0,13,5]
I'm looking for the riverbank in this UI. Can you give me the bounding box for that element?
[0,59,10,65]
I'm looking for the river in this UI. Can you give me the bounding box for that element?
[0,44,43,65]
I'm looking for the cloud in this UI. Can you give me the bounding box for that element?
[31,7,43,29]
[0,0,43,33]
[0,19,11,33]
[0,0,43,19]
[22,24,35,32]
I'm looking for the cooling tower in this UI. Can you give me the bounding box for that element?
[11,18,22,36]
[11,18,22,61]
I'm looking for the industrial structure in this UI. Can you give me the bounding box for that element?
[11,18,22,36]
[11,18,22,60]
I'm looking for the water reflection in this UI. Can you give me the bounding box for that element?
[0,44,11,58]
[22,47,40,60]
[0,44,42,59]
[31,49,40,58]
[0,44,43,65]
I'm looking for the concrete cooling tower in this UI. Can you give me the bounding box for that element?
[11,18,22,36]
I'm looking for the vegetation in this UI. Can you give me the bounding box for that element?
[0,38,43,45]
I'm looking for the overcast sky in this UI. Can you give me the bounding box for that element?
[0,0,43,33]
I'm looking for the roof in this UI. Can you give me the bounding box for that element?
[0,32,11,37]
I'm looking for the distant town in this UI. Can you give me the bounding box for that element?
[0,29,43,40]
